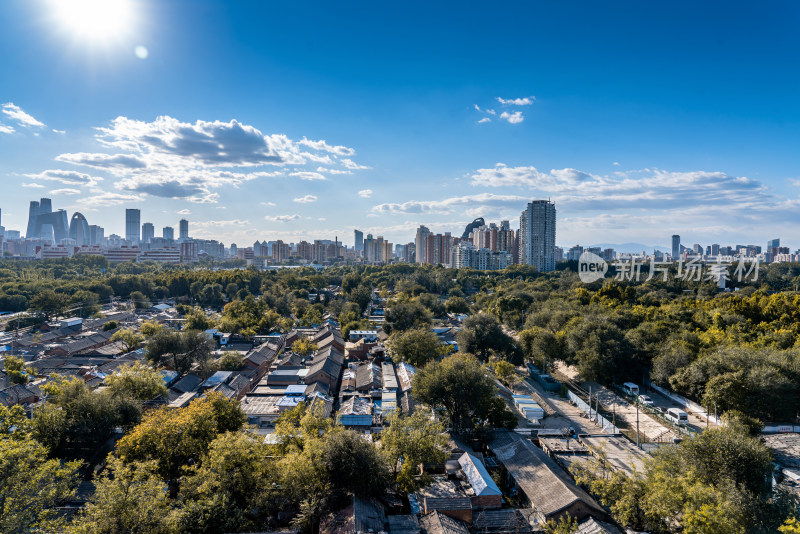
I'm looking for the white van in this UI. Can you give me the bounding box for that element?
[665,408,689,425]
[622,382,639,396]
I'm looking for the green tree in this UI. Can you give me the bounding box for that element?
[140,320,163,337]
[66,458,172,534]
[33,375,140,460]
[130,290,151,309]
[388,328,448,367]
[173,432,281,533]
[445,296,470,314]
[111,328,145,352]
[291,338,319,357]
[0,431,80,533]
[384,299,432,334]
[146,329,214,375]
[28,289,70,321]
[3,354,31,384]
[102,320,118,331]
[456,313,516,361]
[380,410,449,493]
[115,393,247,482]
[105,362,167,401]
[413,352,499,432]
[217,351,244,371]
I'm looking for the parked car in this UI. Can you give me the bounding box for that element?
[638,395,654,407]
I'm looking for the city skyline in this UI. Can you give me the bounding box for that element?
[1,2,800,247]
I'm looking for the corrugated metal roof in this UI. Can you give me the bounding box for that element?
[458,452,501,496]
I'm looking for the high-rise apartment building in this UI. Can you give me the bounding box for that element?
[671,235,681,259]
[125,209,141,244]
[415,225,431,264]
[354,229,364,252]
[519,200,556,272]
[163,226,174,240]
[179,218,189,240]
[89,225,104,246]
[141,222,155,244]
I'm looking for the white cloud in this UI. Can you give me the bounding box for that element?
[50,115,365,203]
[496,96,535,106]
[470,163,770,212]
[289,171,326,181]
[52,129,66,134]
[260,201,277,207]
[477,117,491,124]
[341,158,371,171]
[78,191,145,207]
[358,189,373,198]
[2,102,44,127]
[177,209,191,215]
[317,166,352,175]
[0,123,14,134]
[372,193,529,215]
[298,137,356,156]
[192,219,250,228]
[293,194,318,204]
[22,182,45,188]
[50,188,81,195]
[24,169,104,186]
[265,214,302,222]
[499,111,524,124]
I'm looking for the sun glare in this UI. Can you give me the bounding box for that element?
[50,0,135,41]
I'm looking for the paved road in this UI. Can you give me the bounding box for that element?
[639,385,715,433]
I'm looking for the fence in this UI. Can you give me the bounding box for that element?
[567,389,620,434]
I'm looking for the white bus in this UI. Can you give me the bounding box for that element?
[622,382,639,396]
[665,408,689,425]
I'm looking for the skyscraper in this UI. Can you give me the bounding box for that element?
[89,225,104,246]
[179,219,189,240]
[519,200,556,272]
[141,222,155,244]
[671,235,681,259]
[69,213,90,246]
[163,226,174,240]
[354,229,364,252]
[26,198,68,243]
[415,225,431,264]
[125,209,141,244]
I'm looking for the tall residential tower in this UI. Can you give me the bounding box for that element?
[519,200,556,272]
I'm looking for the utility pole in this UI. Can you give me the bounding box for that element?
[588,385,592,421]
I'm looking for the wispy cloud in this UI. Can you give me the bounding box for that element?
[24,169,104,187]
[293,194,318,204]
[77,191,145,207]
[496,96,535,106]
[372,193,529,215]
[50,188,81,195]
[22,182,45,188]
[2,102,44,128]
[265,214,302,222]
[358,189,373,198]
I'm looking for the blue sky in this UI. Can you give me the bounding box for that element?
[1,0,799,249]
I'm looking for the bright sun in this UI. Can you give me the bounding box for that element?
[50,0,135,41]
